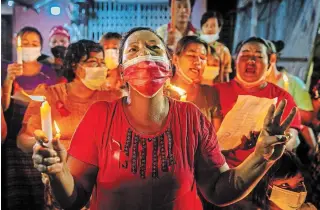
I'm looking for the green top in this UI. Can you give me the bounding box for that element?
[277,71,313,111]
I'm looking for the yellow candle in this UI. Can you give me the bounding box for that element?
[17,36,23,64]
[40,101,53,143]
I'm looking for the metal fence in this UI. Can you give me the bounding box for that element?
[81,1,170,41]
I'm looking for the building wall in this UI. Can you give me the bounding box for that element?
[12,0,70,59]
[191,0,207,30]
[11,0,206,59]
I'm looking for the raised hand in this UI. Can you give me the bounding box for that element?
[167,30,176,46]
[32,130,67,175]
[6,63,23,81]
[254,100,297,161]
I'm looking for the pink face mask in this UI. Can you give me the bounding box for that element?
[123,55,172,98]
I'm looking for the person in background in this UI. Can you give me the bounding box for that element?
[38,26,70,83]
[213,37,301,168]
[99,32,124,91]
[252,151,316,210]
[200,11,232,83]
[31,27,297,210]
[1,26,58,140]
[1,89,7,144]
[17,40,124,209]
[1,26,58,210]
[307,78,320,209]
[165,36,221,129]
[266,40,318,160]
[156,0,197,51]
[1,105,7,143]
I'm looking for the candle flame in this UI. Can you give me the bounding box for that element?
[54,121,60,134]
[169,84,186,96]
[17,36,21,47]
[283,73,289,82]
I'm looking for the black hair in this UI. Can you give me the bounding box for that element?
[169,0,195,9]
[17,26,43,48]
[267,40,277,54]
[118,27,171,65]
[175,35,209,56]
[268,40,285,56]
[63,39,104,82]
[252,151,303,209]
[235,37,272,61]
[100,32,122,42]
[200,11,224,29]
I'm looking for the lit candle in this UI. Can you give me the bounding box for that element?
[171,0,176,32]
[40,101,53,145]
[180,95,187,102]
[54,121,61,139]
[17,36,23,65]
[169,84,187,102]
[282,72,289,91]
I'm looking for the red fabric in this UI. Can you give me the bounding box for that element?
[214,80,301,167]
[49,26,70,40]
[57,77,68,84]
[123,60,172,97]
[68,98,225,210]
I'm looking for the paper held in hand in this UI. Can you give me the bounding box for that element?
[217,95,278,150]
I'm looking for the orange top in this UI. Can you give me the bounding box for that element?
[23,83,124,149]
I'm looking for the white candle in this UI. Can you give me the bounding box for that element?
[40,101,53,145]
[17,36,23,65]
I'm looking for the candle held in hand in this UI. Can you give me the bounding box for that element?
[40,101,53,145]
[17,36,23,65]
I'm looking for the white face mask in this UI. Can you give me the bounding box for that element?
[236,68,270,88]
[175,62,201,85]
[22,47,41,62]
[80,66,108,90]
[104,49,119,70]
[269,185,307,210]
[200,33,220,44]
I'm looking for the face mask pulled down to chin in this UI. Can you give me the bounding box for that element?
[236,67,271,88]
[22,47,41,62]
[269,185,307,210]
[123,55,172,98]
[200,33,220,44]
[80,66,108,91]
